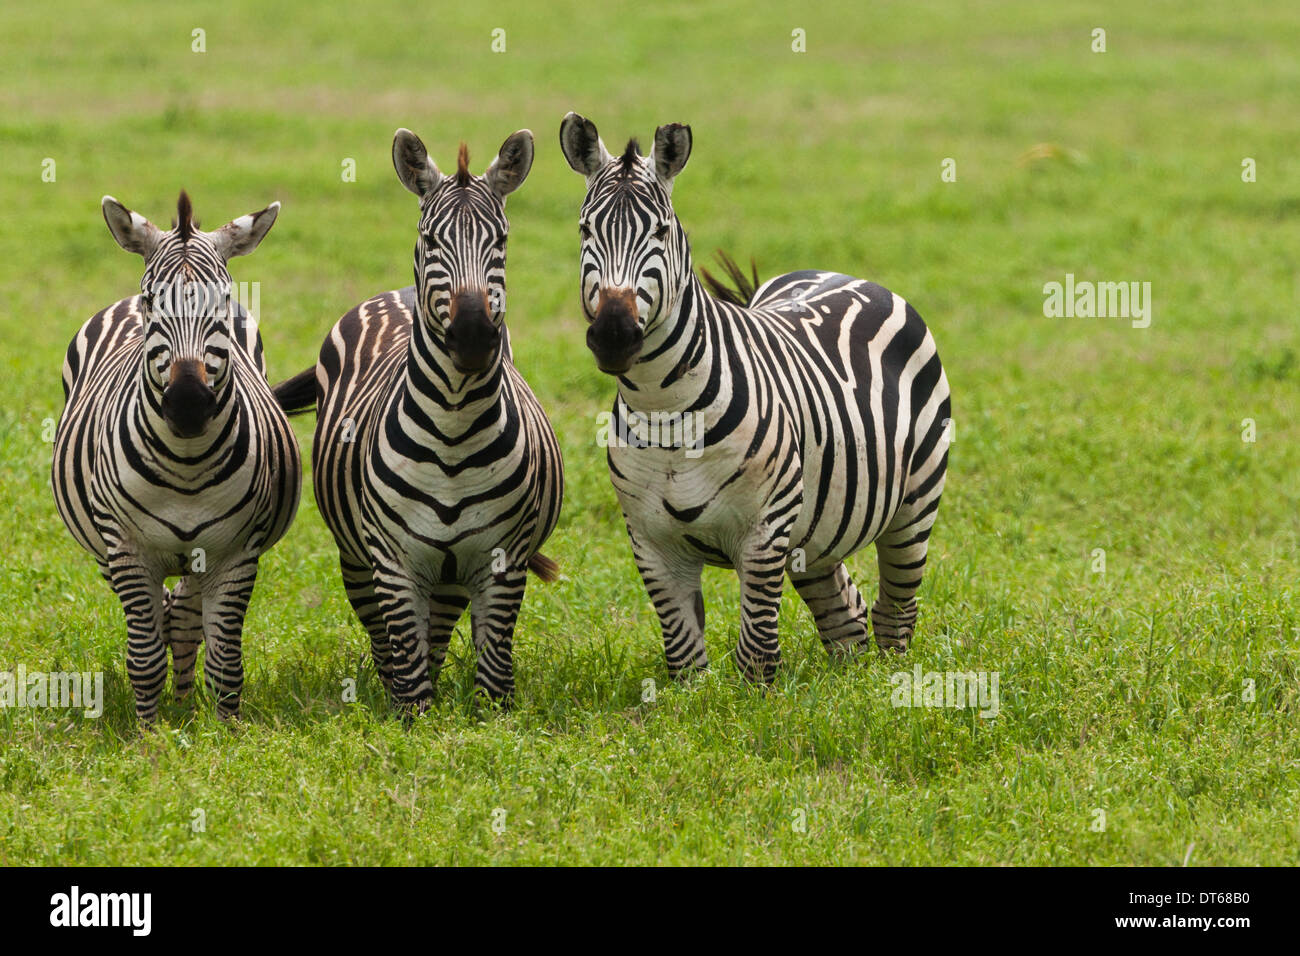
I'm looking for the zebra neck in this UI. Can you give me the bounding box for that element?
[616,274,713,414]
[403,312,507,418]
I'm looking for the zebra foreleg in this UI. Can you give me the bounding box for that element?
[372,572,434,716]
[871,502,940,654]
[790,562,872,658]
[105,546,168,724]
[629,533,708,679]
[733,527,792,684]
[428,587,470,689]
[468,572,526,704]
[199,557,258,719]
[166,575,204,701]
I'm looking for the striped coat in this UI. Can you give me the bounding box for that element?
[51,193,300,721]
[308,129,562,713]
[560,114,950,681]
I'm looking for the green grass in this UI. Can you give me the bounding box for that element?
[2,0,1298,865]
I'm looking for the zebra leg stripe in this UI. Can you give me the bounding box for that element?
[373,573,433,716]
[871,501,940,653]
[200,559,258,719]
[733,526,793,684]
[790,562,872,657]
[106,547,168,723]
[166,575,204,701]
[470,572,526,702]
[629,531,708,678]
[339,557,394,692]
[428,587,470,688]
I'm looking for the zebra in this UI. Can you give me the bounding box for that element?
[307,128,563,713]
[51,191,302,722]
[559,113,951,683]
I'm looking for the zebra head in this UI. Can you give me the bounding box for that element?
[559,112,693,375]
[392,127,535,375]
[101,191,279,439]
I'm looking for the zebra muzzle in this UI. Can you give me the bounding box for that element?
[161,361,217,439]
[446,291,500,373]
[588,289,644,374]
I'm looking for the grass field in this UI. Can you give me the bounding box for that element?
[2,0,1297,865]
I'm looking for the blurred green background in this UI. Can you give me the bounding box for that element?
[1,1,1297,864]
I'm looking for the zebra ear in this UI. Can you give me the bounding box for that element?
[485,129,534,200]
[650,123,692,192]
[393,128,442,197]
[210,202,280,260]
[102,196,161,258]
[560,112,612,180]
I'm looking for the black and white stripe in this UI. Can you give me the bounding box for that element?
[309,128,563,713]
[560,114,950,682]
[51,191,301,721]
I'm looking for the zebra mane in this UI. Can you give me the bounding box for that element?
[455,142,471,186]
[699,250,761,307]
[174,190,196,242]
[620,138,642,173]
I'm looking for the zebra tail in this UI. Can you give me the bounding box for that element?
[270,367,317,416]
[528,552,560,583]
[699,250,761,306]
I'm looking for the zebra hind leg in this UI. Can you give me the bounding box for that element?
[166,575,204,701]
[871,502,940,654]
[790,562,872,659]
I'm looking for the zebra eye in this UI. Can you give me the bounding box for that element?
[653,222,670,241]
[580,223,592,240]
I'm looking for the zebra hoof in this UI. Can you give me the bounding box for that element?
[666,660,709,682]
[735,652,780,686]
[825,638,872,661]
[875,636,911,654]
[474,687,515,712]
[392,693,432,722]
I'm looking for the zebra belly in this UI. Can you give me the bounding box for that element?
[780,386,912,571]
